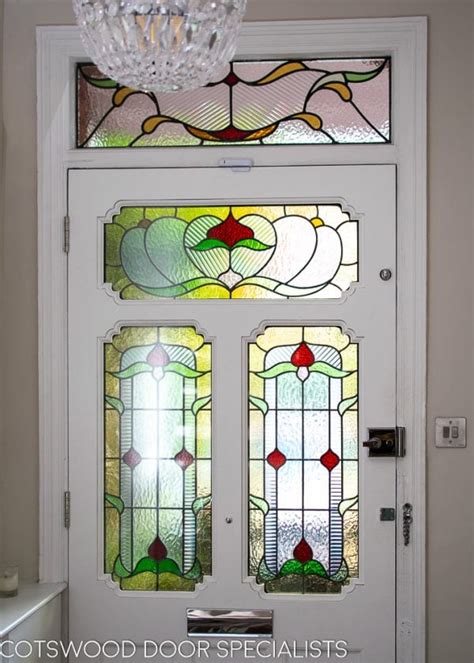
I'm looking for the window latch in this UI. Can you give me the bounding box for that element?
[218,158,253,172]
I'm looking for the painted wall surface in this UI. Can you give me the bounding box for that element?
[0,1,473,661]
[0,0,3,573]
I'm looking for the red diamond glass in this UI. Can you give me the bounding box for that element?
[320,449,340,472]
[267,448,287,471]
[174,448,195,471]
[122,447,142,470]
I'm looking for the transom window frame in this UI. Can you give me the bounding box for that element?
[37,17,427,663]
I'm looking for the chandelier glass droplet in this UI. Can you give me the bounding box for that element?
[73,1,247,93]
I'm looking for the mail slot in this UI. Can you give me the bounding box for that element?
[187,609,273,638]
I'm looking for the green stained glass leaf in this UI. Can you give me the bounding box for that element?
[255,362,296,379]
[330,558,349,583]
[338,495,358,517]
[164,362,209,379]
[113,556,131,579]
[345,62,386,83]
[105,396,124,415]
[192,495,212,516]
[303,560,328,578]
[184,559,203,581]
[105,493,125,514]
[257,558,276,582]
[82,73,118,89]
[132,557,181,577]
[338,395,358,416]
[279,560,304,577]
[191,396,212,416]
[115,556,182,579]
[309,362,353,378]
[192,238,271,252]
[111,362,152,379]
[249,494,270,515]
[249,396,269,415]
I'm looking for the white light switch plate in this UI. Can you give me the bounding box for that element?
[435,417,467,448]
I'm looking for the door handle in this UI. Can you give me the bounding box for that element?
[362,437,385,451]
[363,427,406,457]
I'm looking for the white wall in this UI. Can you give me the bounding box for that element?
[0,0,4,571]
[1,1,473,662]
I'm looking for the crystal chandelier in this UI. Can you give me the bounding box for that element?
[73,1,247,93]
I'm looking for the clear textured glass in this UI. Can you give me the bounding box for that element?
[104,326,212,592]
[248,326,359,594]
[104,204,359,299]
[73,1,247,93]
[77,58,390,147]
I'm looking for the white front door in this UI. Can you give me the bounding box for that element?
[68,165,396,662]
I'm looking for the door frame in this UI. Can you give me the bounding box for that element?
[37,17,427,662]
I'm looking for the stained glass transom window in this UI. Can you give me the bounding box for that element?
[248,326,358,594]
[104,205,358,300]
[77,58,390,148]
[104,326,212,592]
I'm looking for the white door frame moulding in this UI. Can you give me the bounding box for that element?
[37,18,427,663]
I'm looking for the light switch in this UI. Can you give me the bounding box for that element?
[435,417,467,448]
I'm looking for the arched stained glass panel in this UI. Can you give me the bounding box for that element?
[248,326,358,594]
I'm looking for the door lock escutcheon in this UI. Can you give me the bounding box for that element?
[363,427,405,457]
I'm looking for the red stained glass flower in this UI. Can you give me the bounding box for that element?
[293,538,313,564]
[266,448,287,471]
[148,536,168,562]
[320,449,340,472]
[122,447,142,470]
[174,448,195,471]
[207,213,254,248]
[147,344,170,368]
[291,342,315,368]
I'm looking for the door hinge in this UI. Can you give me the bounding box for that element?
[64,491,71,529]
[63,215,70,254]
[218,158,253,172]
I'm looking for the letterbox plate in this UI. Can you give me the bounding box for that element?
[187,609,273,638]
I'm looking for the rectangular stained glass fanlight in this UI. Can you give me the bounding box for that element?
[77,58,390,148]
[248,326,358,594]
[104,204,358,300]
[104,326,212,592]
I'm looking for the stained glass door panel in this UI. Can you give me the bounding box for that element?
[104,204,358,300]
[68,165,396,661]
[248,326,358,594]
[104,326,212,592]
